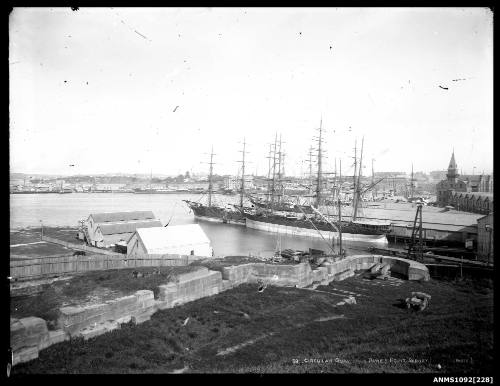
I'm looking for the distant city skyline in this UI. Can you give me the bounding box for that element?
[10,163,492,179]
[10,7,493,177]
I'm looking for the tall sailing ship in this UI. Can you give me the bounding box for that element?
[246,194,314,214]
[183,142,248,225]
[245,133,314,214]
[239,121,391,244]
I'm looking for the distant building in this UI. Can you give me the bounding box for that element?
[84,211,162,248]
[170,182,209,190]
[223,175,254,190]
[461,174,493,193]
[477,213,493,263]
[374,172,409,197]
[436,152,493,214]
[449,192,493,215]
[429,170,448,182]
[127,224,212,257]
[373,172,406,178]
[436,152,469,205]
[223,176,238,190]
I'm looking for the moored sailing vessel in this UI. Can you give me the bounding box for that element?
[244,212,390,243]
[240,121,391,244]
[247,194,314,214]
[184,200,245,224]
[183,142,248,225]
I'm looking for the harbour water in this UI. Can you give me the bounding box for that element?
[10,193,382,257]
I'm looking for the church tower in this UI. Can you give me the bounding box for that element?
[446,151,459,183]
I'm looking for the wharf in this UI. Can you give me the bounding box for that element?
[368,246,492,268]
[320,202,483,246]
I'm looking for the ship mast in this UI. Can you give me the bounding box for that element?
[333,157,337,202]
[238,138,247,208]
[353,136,364,221]
[269,133,278,210]
[410,163,414,199]
[277,134,286,204]
[372,158,376,200]
[315,118,323,208]
[352,139,357,212]
[307,146,314,196]
[266,144,272,204]
[339,158,342,198]
[207,146,215,207]
[280,149,286,203]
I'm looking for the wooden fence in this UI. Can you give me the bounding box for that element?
[10,253,207,281]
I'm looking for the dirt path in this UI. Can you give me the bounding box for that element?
[215,314,345,357]
[11,241,47,247]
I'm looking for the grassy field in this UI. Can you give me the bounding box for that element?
[11,273,494,374]
[10,227,85,257]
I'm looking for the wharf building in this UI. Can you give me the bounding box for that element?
[127,224,212,257]
[81,211,162,248]
[477,212,494,263]
[223,175,255,191]
[436,152,493,215]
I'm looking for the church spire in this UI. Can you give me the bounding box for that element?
[446,150,459,182]
[448,151,457,171]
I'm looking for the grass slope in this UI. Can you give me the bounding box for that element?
[12,274,493,374]
[10,266,199,324]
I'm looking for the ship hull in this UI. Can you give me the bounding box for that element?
[194,214,246,225]
[245,218,388,244]
[184,200,246,225]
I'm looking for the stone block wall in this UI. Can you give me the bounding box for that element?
[221,263,255,286]
[57,290,156,337]
[157,268,222,309]
[10,317,69,366]
[221,263,320,288]
[252,263,316,287]
[379,256,430,281]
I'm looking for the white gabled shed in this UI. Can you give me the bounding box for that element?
[127,224,213,257]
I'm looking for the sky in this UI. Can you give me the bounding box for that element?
[9,7,493,177]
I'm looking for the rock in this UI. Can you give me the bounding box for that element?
[411,292,431,300]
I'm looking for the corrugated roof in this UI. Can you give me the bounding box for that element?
[133,224,210,254]
[390,221,477,233]
[358,207,484,226]
[477,212,493,222]
[454,192,493,199]
[97,219,162,235]
[90,211,156,223]
[353,219,392,226]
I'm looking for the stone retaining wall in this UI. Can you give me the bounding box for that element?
[57,289,157,337]
[320,255,430,281]
[10,255,429,366]
[157,267,223,309]
[10,317,69,366]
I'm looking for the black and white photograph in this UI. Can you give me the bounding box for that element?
[8,7,493,375]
